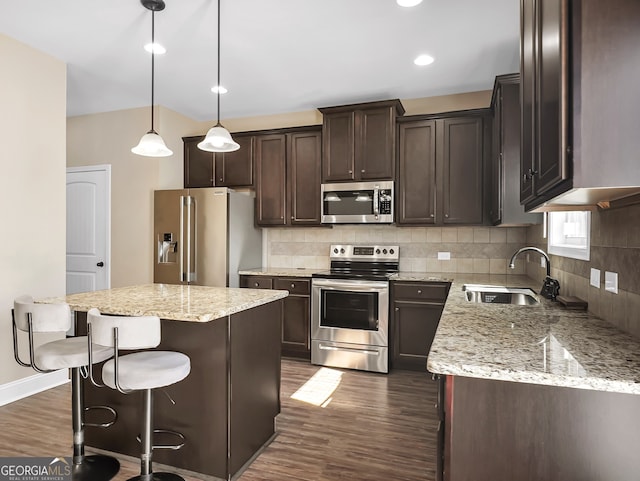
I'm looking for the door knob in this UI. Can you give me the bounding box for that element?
[96,261,104,267]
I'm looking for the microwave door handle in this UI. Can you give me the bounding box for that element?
[373,186,379,215]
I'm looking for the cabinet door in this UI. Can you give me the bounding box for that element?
[392,301,444,371]
[287,130,322,225]
[520,0,536,204]
[280,295,310,358]
[184,137,214,188]
[534,0,569,196]
[398,120,437,224]
[358,107,395,180]
[439,117,484,225]
[255,134,287,226]
[322,111,356,182]
[490,89,503,225]
[214,135,254,187]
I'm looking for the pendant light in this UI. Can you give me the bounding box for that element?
[132,0,173,157]
[198,0,240,153]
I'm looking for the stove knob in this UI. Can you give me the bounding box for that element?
[382,249,388,254]
[333,248,339,254]
[340,248,345,254]
[390,248,395,255]
[375,249,381,254]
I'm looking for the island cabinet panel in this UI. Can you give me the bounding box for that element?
[398,112,489,226]
[444,375,640,481]
[320,99,405,182]
[240,275,312,360]
[391,281,450,371]
[78,299,283,479]
[184,134,254,188]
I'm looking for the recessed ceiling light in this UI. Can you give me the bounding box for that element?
[397,0,423,7]
[144,42,166,54]
[211,85,228,94]
[414,54,435,66]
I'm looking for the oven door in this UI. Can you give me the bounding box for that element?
[311,277,389,347]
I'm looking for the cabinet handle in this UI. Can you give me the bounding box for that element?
[361,169,365,173]
[254,282,259,287]
[394,307,399,311]
[219,177,223,182]
[348,170,353,174]
[430,214,435,218]
[291,216,294,220]
[290,283,295,289]
[444,214,449,218]
[417,289,422,294]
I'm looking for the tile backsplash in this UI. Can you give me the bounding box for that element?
[265,225,530,275]
[525,203,640,338]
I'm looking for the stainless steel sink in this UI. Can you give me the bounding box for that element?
[462,284,540,305]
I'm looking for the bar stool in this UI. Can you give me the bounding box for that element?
[12,295,120,481]
[87,308,191,481]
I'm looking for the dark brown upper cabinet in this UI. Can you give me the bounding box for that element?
[397,111,489,226]
[520,0,640,211]
[319,100,405,182]
[255,127,322,227]
[490,74,541,226]
[183,134,253,188]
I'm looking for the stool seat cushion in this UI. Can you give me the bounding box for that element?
[34,336,113,371]
[102,351,191,391]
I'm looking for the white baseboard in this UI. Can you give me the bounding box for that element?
[0,370,69,406]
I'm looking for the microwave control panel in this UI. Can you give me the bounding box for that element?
[379,189,392,215]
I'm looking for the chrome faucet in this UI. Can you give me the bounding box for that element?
[509,246,551,277]
[508,247,560,301]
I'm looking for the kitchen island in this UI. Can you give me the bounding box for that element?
[42,284,288,480]
[427,274,640,481]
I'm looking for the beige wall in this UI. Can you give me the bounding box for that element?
[67,106,200,287]
[0,35,67,385]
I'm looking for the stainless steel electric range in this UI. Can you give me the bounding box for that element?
[311,244,399,374]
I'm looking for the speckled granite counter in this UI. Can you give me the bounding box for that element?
[41,283,289,322]
[426,273,640,394]
[239,267,319,277]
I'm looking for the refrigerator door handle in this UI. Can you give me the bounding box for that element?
[180,195,186,282]
[188,195,196,283]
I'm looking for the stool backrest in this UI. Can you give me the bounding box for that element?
[13,295,71,333]
[87,308,161,350]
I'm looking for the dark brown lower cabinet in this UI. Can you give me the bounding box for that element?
[444,375,640,481]
[240,275,311,359]
[391,281,450,371]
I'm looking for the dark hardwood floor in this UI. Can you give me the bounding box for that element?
[0,359,438,481]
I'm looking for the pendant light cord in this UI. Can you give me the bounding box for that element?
[216,0,221,126]
[150,9,156,133]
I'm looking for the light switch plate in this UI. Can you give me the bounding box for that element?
[437,251,451,261]
[605,271,618,294]
[590,268,601,288]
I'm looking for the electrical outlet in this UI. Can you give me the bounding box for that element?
[605,271,618,294]
[437,251,451,261]
[540,256,546,268]
[590,268,601,288]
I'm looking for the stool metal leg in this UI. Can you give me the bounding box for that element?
[70,367,120,481]
[127,389,184,481]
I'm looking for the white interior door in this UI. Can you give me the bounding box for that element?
[66,165,111,294]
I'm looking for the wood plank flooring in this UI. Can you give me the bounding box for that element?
[0,359,438,481]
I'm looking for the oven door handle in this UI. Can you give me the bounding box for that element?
[312,278,388,291]
[318,343,380,356]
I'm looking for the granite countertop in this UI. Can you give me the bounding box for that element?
[426,274,640,395]
[39,284,289,323]
[239,267,320,277]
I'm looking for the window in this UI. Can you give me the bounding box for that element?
[547,211,591,260]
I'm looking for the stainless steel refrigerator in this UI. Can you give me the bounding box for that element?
[153,188,262,288]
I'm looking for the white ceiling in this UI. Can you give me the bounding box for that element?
[0,0,520,121]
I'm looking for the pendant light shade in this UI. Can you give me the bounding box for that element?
[198,0,239,153]
[132,0,173,157]
[198,125,239,152]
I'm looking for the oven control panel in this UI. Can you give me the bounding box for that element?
[330,244,399,261]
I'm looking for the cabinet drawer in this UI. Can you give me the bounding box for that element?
[274,278,310,295]
[241,276,273,290]
[393,282,450,303]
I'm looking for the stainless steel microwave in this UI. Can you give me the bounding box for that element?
[321,181,394,224]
